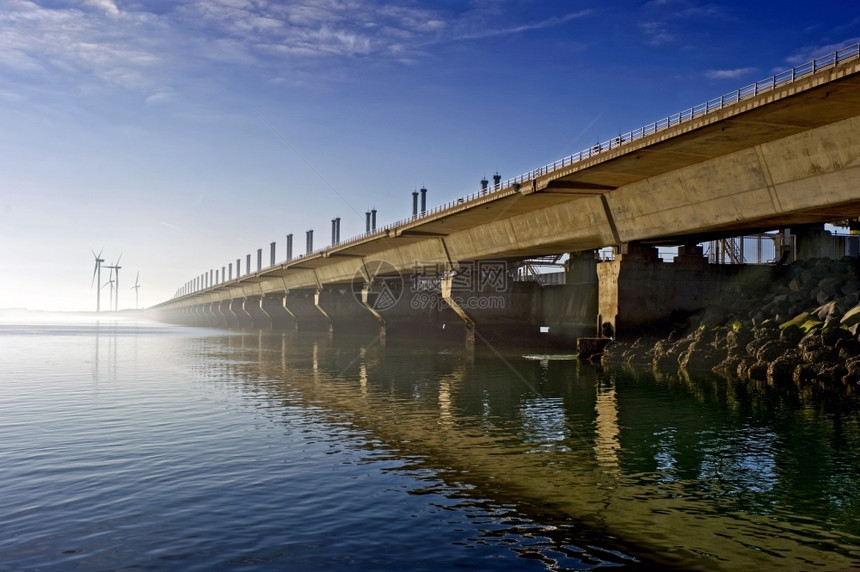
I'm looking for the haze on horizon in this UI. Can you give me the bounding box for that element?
[1,0,857,312]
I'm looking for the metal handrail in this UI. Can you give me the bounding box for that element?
[174,42,860,299]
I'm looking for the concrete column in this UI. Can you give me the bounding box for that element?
[257,248,262,272]
[282,293,299,330]
[257,296,273,329]
[236,258,241,278]
[228,263,232,281]
[566,250,598,286]
[225,298,239,326]
[314,289,334,333]
[246,254,251,276]
[596,245,659,338]
[360,284,387,344]
[270,242,276,266]
[286,234,293,260]
[792,223,833,260]
[441,274,475,349]
[306,230,314,254]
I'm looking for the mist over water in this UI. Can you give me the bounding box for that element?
[2,316,860,571]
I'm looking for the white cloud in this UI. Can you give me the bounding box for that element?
[443,10,592,43]
[0,0,166,91]
[144,88,177,106]
[705,67,757,80]
[84,0,120,17]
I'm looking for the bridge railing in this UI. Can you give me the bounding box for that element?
[172,42,860,299]
[499,42,860,190]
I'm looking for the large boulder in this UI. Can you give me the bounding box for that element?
[767,353,801,385]
[840,304,860,329]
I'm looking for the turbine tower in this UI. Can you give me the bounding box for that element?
[131,272,140,309]
[103,272,115,312]
[103,254,122,312]
[91,248,104,312]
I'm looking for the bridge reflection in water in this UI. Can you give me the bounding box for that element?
[205,330,860,571]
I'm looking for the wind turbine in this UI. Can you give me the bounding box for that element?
[131,272,140,309]
[103,254,122,312]
[103,272,115,312]
[91,248,104,312]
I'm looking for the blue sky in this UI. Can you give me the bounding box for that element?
[1,0,858,311]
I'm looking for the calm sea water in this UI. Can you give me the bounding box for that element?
[2,316,860,571]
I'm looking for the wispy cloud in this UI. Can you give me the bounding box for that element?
[785,37,860,66]
[640,21,674,46]
[0,1,593,100]
[640,0,727,46]
[443,10,593,43]
[705,66,756,80]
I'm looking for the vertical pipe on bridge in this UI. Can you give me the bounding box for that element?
[270,242,276,267]
[246,254,251,276]
[306,230,314,254]
[412,191,418,217]
[286,234,293,261]
[420,187,427,214]
[257,249,262,272]
[236,258,241,278]
[331,218,341,246]
[371,209,377,231]
[228,263,232,281]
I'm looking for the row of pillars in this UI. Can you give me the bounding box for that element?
[174,184,437,299]
[174,209,379,299]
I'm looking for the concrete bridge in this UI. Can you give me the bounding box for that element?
[151,44,860,345]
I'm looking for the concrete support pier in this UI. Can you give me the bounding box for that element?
[360,284,387,344]
[314,289,334,334]
[441,274,476,348]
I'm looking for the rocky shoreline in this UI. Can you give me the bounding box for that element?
[602,256,860,387]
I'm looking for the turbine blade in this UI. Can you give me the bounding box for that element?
[91,262,98,286]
